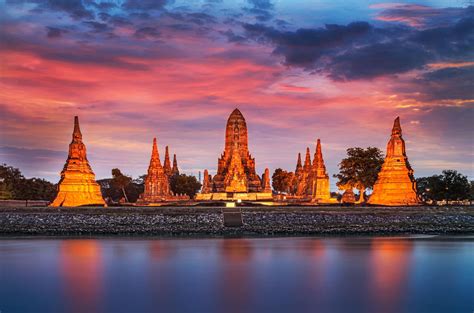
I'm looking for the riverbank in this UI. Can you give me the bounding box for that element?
[0,206,473,236]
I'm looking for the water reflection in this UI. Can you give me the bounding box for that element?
[0,236,472,313]
[149,240,172,260]
[218,239,254,313]
[60,240,103,313]
[221,238,253,262]
[370,239,412,313]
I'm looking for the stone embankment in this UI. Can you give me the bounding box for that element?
[0,206,472,236]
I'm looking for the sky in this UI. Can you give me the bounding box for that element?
[0,0,473,190]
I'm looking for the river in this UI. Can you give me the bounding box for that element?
[0,236,472,313]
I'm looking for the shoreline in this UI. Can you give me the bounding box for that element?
[1,206,473,236]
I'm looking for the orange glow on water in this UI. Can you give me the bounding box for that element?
[218,239,254,313]
[370,239,412,311]
[221,238,253,262]
[60,240,103,313]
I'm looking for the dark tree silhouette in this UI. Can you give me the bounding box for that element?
[0,164,56,200]
[169,174,201,198]
[416,170,471,204]
[111,168,132,202]
[334,147,384,202]
[272,168,294,194]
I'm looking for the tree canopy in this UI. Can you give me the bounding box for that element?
[0,164,56,201]
[170,174,201,198]
[334,147,384,200]
[272,168,293,193]
[470,181,474,202]
[109,168,134,202]
[416,170,471,203]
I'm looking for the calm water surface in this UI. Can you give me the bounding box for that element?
[0,236,473,313]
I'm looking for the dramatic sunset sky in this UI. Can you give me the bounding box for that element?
[0,0,473,189]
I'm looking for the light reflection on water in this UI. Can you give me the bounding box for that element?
[0,236,473,313]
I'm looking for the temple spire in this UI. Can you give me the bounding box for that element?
[201,169,211,193]
[262,168,272,193]
[73,116,82,140]
[50,116,105,207]
[313,139,327,173]
[316,139,322,158]
[152,138,158,156]
[151,138,162,167]
[368,117,419,206]
[172,154,179,175]
[313,139,322,166]
[296,153,302,171]
[231,108,242,116]
[137,137,180,204]
[196,108,271,200]
[392,116,402,136]
[310,138,330,202]
[164,146,172,175]
[224,107,249,159]
[304,147,312,171]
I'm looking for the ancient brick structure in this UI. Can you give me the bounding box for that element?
[213,109,262,192]
[303,147,312,173]
[294,148,311,196]
[295,153,303,176]
[262,168,272,193]
[172,154,179,176]
[341,188,356,204]
[292,139,334,203]
[163,146,172,177]
[368,117,420,206]
[311,139,331,202]
[201,169,212,194]
[138,139,188,204]
[196,109,272,200]
[138,138,172,203]
[50,116,105,207]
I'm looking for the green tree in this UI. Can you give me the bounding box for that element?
[111,168,132,202]
[272,168,294,194]
[416,170,470,204]
[99,174,145,204]
[15,178,56,201]
[0,164,56,200]
[416,175,444,202]
[334,147,384,203]
[169,174,201,198]
[0,175,13,199]
[441,170,470,203]
[0,164,23,199]
[124,182,144,203]
[470,181,474,205]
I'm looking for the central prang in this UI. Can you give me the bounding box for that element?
[197,108,272,200]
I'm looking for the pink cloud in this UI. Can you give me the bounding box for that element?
[1,4,472,186]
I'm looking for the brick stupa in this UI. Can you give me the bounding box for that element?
[294,148,312,196]
[341,187,356,204]
[172,154,179,175]
[310,139,331,203]
[295,153,303,176]
[201,169,212,194]
[50,116,105,207]
[163,146,172,177]
[138,138,172,203]
[262,167,272,193]
[138,138,188,204]
[368,117,420,206]
[292,139,335,203]
[196,108,272,201]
